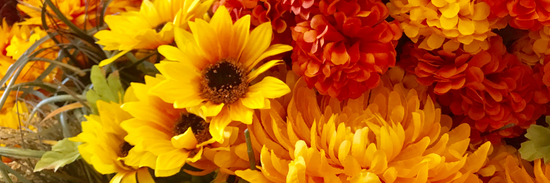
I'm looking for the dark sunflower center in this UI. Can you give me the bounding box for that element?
[119,142,134,157]
[155,22,167,33]
[173,113,212,144]
[200,59,248,104]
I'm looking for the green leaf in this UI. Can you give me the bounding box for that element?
[34,138,82,172]
[519,124,550,164]
[86,65,124,114]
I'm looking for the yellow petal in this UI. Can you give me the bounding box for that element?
[241,91,266,109]
[99,50,131,67]
[137,168,155,183]
[209,108,232,141]
[189,19,219,62]
[228,101,254,124]
[458,18,475,35]
[427,34,445,49]
[229,15,251,60]
[241,22,273,70]
[431,0,448,7]
[248,76,291,99]
[155,61,199,82]
[235,169,273,183]
[247,60,284,82]
[210,6,233,58]
[472,2,490,20]
[171,128,198,149]
[440,16,458,29]
[120,171,137,183]
[349,171,381,183]
[155,149,189,177]
[440,3,460,18]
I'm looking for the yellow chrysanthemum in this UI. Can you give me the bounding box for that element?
[485,143,550,183]
[94,0,213,65]
[512,26,550,66]
[70,100,156,183]
[121,74,242,177]
[150,6,292,141]
[0,21,61,84]
[387,0,506,53]
[235,67,493,183]
[17,0,141,29]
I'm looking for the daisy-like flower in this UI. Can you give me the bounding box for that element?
[94,0,213,60]
[121,74,243,177]
[17,0,141,29]
[291,0,402,100]
[235,67,493,182]
[387,0,506,53]
[150,6,292,141]
[70,100,156,183]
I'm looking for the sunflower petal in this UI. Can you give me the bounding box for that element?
[229,101,254,124]
[155,61,199,81]
[241,22,272,70]
[172,128,198,149]
[99,50,131,67]
[241,91,266,109]
[249,76,291,98]
[137,168,155,183]
[209,108,232,141]
[120,171,137,183]
[235,169,272,183]
[189,20,219,62]
[155,149,190,177]
[247,60,284,82]
[230,15,251,60]
[210,6,233,58]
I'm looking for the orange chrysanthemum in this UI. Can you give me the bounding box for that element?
[291,0,401,100]
[17,0,141,29]
[483,0,550,31]
[235,67,493,182]
[388,0,506,53]
[436,38,544,140]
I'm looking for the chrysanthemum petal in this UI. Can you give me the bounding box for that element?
[235,169,272,183]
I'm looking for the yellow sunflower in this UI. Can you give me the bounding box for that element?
[94,0,213,66]
[121,74,242,177]
[17,0,141,29]
[70,100,157,183]
[150,6,293,141]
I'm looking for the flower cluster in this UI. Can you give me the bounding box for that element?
[5,0,550,182]
[388,0,506,53]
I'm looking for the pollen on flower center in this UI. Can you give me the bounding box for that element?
[200,59,248,104]
[155,22,167,33]
[173,112,212,144]
[119,142,134,157]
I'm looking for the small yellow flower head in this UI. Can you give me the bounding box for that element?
[485,143,550,183]
[0,21,61,84]
[0,91,30,129]
[236,67,493,182]
[70,100,156,183]
[512,26,550,66]
[387,0,506,53]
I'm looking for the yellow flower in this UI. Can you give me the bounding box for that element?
[17,0,141,29]
[236,67,492,182]
[387,0,506,53]
[94,0,213,60]
[0,21,61,84]
[121,74,241,177]
[0,92,30,129]
[511,26,550,66]
[70,100,156,183]
[150,6,292,141]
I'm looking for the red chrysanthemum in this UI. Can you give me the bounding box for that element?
[213,0,295,44]
[291,0,401,100]
[435,38,544,141]
[483,0,550,31]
